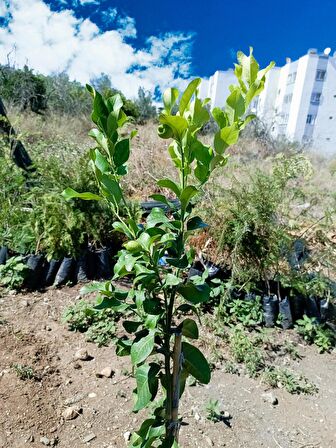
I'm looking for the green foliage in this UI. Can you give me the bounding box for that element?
[0,256,29,290]
[227,327,317,394]
[229,326,264,377]
[11,363,36,380]
[217,290,263,327]
[207,153,313,287]
[295,315,335,353]
[63,48,272,446]
[263,366,318,395]
[135,87,157,123]
[0,65,47,114]
[62,299,119,347]
[205,399,222,422]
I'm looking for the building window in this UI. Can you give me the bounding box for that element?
[306,114,316,124]
[311,92,321,104]
[316,69,326,81]
[280,113,289,125]
[283,93,293,104]
[287,72,297,84]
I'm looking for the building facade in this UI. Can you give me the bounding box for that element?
[199,49,336,155]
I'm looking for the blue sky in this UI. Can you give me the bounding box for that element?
[0,0,335,97]
[66,0,336,75]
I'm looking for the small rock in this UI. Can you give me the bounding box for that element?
[64,393,86,406]
[88,392,97,399]
[116,389,127,399]
[261,392,278,405]
[205,436,214,447]
[25,434,34,443]
[46,326,52,331]
[21,300,30,307]
[96,367,114,378]
[194,412,201,421]
[123,431,131,443]
[40,436,50,446]
[73,362,82,370]
[74,349,91,361]
[62,406,82,421]
[223,411,231,419]
[83,433,96,443]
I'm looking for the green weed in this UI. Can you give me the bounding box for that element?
[12,364,36,380]
[263,366,318,395]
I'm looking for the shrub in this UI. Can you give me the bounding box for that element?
[0,256,29,290]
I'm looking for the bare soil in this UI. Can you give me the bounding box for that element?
[0,286,335,448]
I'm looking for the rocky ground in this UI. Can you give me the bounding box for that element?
[0,286,335,448]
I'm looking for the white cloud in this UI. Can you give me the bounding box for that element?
[79,0,99,5]
[0,0,194,97]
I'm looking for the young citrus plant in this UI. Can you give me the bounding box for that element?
[63,48,273,447]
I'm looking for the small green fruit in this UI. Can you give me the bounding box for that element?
[124,241,142,253]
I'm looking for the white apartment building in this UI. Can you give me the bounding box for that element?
[199,49,336,155]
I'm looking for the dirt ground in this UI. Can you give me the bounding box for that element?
[0,286,335,448]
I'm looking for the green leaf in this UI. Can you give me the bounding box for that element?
[157,179,181,198]
[179,78,201,115]
[99,174,122,205]
[237,47,259,86]
[180,318,199,339]
[159,114,188,138]
[144,314,161,330]
[163,87,179,113]
[187,216,208,231]
[94,149,110,173]
[214,125,239,154]
[226,88,246,123]
[149,194,170,207]
[131,332,155,365]
[113,138,130,167]
[112,221,134,239]
[178,282,210,304]
[180,185,198,212]
[123,320,142,333]
[116,337,132,357]
[134,363,160,412]
[166,255,189,269]
[165,273,181,287]
[106,94,123,114]
[107,112,118,136]
[212,108,227,128]
[88,128,109,151]
[94,295,128,312]
[62,188,102,201]
[80,281,107,295]
[146,207,170,227]
[182,341,211,384]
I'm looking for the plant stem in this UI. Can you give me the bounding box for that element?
[171,330,182,441]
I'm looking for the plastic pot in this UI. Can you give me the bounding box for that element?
[25,254,45,290]
[262,294,279,327]
[279,297,293,329]
[304,296,321,321]
[95,248,112,279]
[0,246,8,265]
[44,260,61,286]
[54,257,75,287]
[290,295,305,322]
[319,298,330,323]
[75,251,90,283]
